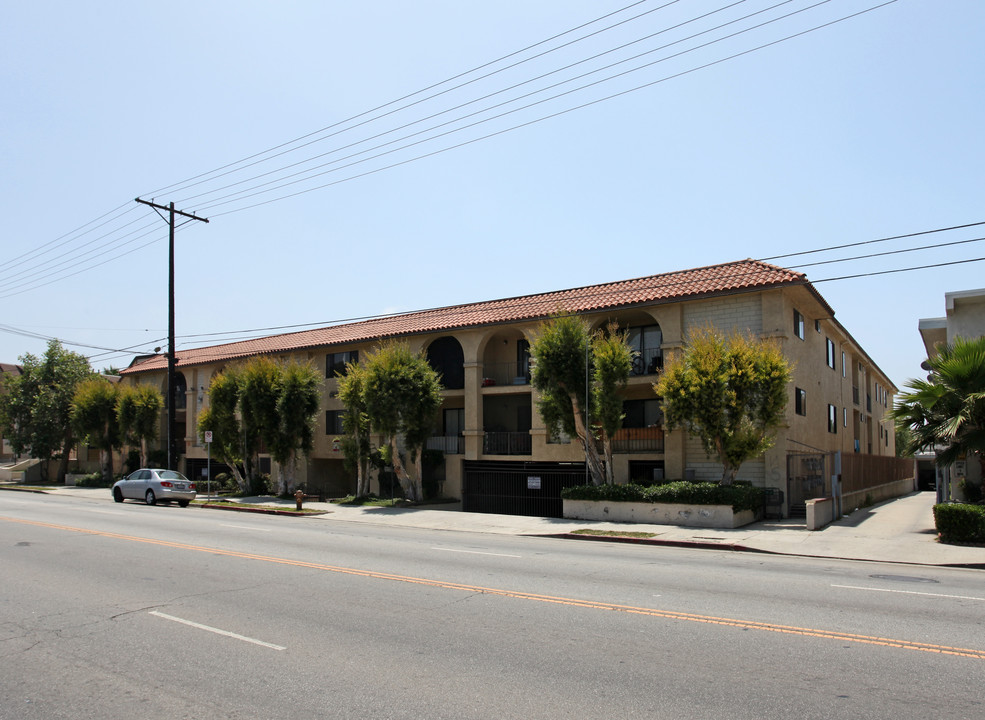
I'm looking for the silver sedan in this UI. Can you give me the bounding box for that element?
[112,468,197,507]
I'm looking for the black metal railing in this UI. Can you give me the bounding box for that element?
[483,431,532,455]
[427,435,464,455]
[480,361,531,387]
[630,348,663,376]
[611,427,664,453]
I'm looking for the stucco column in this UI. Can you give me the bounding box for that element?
[463,361,482,459]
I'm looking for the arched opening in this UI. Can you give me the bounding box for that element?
[426,337,465,390]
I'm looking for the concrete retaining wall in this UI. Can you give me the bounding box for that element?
[843,476,916,512]
[806,497,834,530]
[563,499,757,528]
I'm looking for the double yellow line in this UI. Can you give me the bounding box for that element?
[7,516,984,661]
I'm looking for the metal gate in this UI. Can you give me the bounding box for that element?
[462,460,587,518]
[786,452,829,517]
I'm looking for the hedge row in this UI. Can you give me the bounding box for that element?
[933,503,985,544]
[561,481,766,513]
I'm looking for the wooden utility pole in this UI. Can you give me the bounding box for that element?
[135,198,209,471]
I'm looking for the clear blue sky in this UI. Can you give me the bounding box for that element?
[1,0,982,391]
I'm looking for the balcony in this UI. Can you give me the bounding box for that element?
[630,348,663,377]
[427,435,463,455]
[481,361,530,387]
[612,427,664,453]
[483,431,532,456]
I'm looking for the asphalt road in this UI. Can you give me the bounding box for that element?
[2,492,984,719]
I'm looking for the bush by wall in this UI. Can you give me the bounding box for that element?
[562,481,766,512]
[933,503,985,544]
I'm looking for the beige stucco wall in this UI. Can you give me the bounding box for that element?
[121,284,896,506]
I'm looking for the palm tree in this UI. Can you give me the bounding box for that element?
[892,336,985,480]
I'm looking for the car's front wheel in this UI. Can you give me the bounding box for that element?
[145,489,156,506]
[113,488,124,503]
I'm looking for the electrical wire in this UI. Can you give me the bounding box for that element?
[2,1,889,290]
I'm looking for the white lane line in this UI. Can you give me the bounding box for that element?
[432,547,522,558]
[220,524,272,532]
[832,584,985,602]
[149,611,286,650]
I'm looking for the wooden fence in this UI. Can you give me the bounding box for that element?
[839,454,914,495]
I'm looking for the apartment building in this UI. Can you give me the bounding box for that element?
[119,259,896,517]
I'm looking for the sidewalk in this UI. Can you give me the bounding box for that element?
[14,485,985,568]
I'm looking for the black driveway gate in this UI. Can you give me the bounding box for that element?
[463,460,587,518]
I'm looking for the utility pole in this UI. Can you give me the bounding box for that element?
[135,198,209,471]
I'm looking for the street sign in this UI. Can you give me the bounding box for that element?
[204,431,213,443]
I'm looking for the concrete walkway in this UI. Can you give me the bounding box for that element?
[12,485,985,568]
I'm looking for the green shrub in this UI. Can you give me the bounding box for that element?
[562,482,766,512]
[958,479,983,504]
[75,472,111,488]
[933,503,985,544]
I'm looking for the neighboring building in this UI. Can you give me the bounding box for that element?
[119,259,897,516]
[917,288,985,499]
[1,363,23,462]
[918,287,985,359]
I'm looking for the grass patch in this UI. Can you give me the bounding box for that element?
[193,499,325,515]
[332,494,406,507]
[571,529,659,539]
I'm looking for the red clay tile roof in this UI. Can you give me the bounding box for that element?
[121,259,809,375]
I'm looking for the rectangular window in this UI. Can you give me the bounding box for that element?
[444,408,464,436]
[843,407,848,427]
[795,388,807,416]
[815,319,821,333]
[793,310,805,340]
[826,338,836,369]
[828,405,837,434]
[842,351,846,378]
[623,399,662,428]
[326,350,358,378]
[325,410,345,434]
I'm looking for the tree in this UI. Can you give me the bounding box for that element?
[361,342,443,502]
[654,327,790,485]
[116,384,163,469]
[592,325,634,485]
[197,367,248,492]
[0,340,93,482]
[337,361,373,497]
[70,377,121,482]
[267,361,322,495]
[199,359,322,495]
[892,336,985,482]
[530,315,633,485]
[240,356,282,485]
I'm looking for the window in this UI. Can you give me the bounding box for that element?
[826,338,836,369]
[815,319,821,333]
[843,407,848,427]
[793,310,805,340]
[828,405,838,434]
[444,408,464,436]
[627,324,663,375]
[325,410,345,434]
[795,388,807,416]
[842,351,846,378]
[326,350,358,378]
[623,399,662,428]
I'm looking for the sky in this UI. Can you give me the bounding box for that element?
[1,0,983,392]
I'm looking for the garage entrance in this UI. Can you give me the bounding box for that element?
[462,460,588,518]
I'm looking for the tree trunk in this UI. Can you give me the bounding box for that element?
[57,430,72,483]
[389,435,421,502]
[602,435,614,485]
[569,395,606,485]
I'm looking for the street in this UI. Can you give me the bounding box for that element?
[2,491,983,719]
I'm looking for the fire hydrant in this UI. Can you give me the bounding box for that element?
[295,489,305,511]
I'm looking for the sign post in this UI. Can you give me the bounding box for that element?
[204,430,213,501]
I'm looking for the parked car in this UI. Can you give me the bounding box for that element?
[113,468,196,507]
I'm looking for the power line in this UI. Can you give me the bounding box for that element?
[3,1,888,286]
